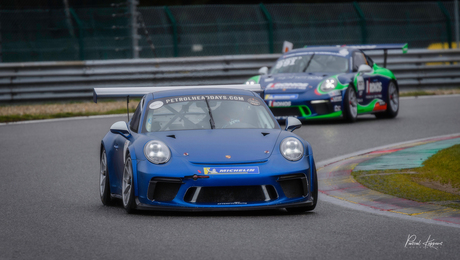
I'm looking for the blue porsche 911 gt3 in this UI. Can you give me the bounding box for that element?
[94,85,317,213]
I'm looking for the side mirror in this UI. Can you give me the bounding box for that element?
[110,121,131,138]
[358,64,372,74]
[258,67,268,75]
[285,117,302,132]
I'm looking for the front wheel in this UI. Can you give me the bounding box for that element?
[122,156,136,214]
[343,86,358,123]
[100,148,113,206]
[375,81,399,119]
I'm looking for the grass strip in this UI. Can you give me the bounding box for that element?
[352,144,460,209]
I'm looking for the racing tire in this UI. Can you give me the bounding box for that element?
[286,161,318,213]
[343,86,358,123]
[122,155,136,214]
[375,81,399,119]
[100,148,114,206]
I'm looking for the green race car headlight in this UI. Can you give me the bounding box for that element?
[280,137,304,161]
[320,77,338,92]
[245,80,256,85]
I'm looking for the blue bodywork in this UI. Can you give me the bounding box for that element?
[100,88,316,211]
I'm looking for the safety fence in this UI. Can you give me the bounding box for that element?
[1,1,459,62]
[0,48,459,102]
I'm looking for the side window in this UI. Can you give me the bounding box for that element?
[353,52,368,72]
[129,97,143,133]
[364,54,374,68]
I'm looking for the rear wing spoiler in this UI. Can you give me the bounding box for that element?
[304,43,408,53]
[304,43,408,68]
[93,84,262,103]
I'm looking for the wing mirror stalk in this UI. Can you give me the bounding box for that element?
[285,117,302,132]
[110,121,131,139]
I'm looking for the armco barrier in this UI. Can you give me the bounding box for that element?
[0,49,460,102]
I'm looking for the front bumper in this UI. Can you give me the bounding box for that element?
[134,156,313,211]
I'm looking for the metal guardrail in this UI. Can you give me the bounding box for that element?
[1,49,460,102]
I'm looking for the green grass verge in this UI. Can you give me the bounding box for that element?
[0,108,128,123]
[417,144,460,189]
[352,144,460,209]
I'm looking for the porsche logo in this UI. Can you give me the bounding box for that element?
[225,155,231,159]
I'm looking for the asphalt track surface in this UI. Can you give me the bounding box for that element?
[1,95,460,259]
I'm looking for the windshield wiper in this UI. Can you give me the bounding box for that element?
[302,53,315,72]
[204,97,215,129]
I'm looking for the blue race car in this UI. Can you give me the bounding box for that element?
[94,85,317,213]
[246,44,407,122]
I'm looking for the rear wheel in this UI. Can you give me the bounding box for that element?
[100,148,113,206]
[286,161,318,213]
[375,81,399,119]
[122,156,136,214]
[343,86,358,123]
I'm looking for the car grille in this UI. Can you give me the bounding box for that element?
[311,103,332,115]
[184,185,278,204]
[277,174,309,198]
[270,106,311,118]
[147,177,183,202]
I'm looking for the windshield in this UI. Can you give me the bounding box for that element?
[142,94,277,132]
[270,54,349,74]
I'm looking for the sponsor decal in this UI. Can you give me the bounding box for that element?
[357,76,365,91]
[264,94,299,100]
[357,98,364,103]
[203,167,260,174]
[328,91,341,97]
[358,91,363,97]
[164,95,245,104]
[334,105,341,112]
[274,57,302,69]
[366,94,383,99]
[264,78,274,82]
[269,101,291,107]
[247,98,260,106]
[366,81,382,94]
[267,82,309,90]
[330,96,342,102]
[149,101,164,109]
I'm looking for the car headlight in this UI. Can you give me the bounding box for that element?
[320,77,338,92]
[144,140,171,164]
[246,80,256,85]
[280,137,304,161]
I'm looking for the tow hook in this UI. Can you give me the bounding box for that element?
[184,174,210,181]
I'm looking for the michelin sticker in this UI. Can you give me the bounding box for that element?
[269,101,291,107]
[267,83,308,90]
[204,167,260,174]
[149,101,164,109]
[334,105,341,112]
[265,94,299,100]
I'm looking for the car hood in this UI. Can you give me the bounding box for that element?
[260,73,335,94]
[144,129,282,164]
